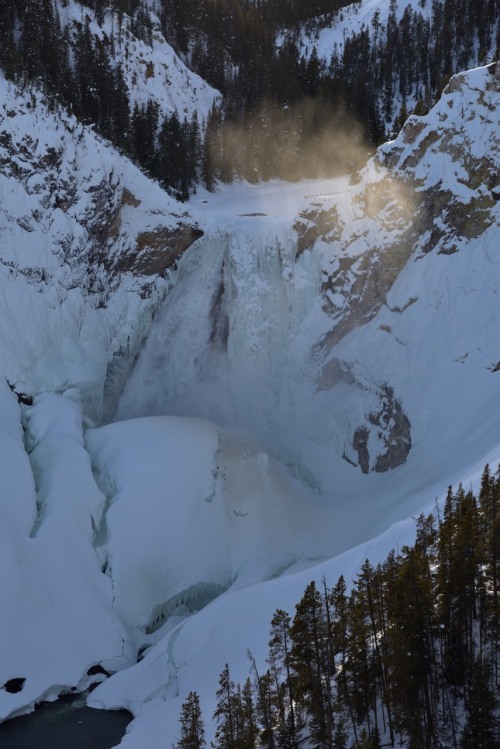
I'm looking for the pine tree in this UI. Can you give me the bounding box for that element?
[332,714,348,749]
[479,464,500,669]
[201,105,222,191]
[461,659,500,749]
[268,609,297,748]
[21,0,43,79]
[345,588,375,736]
[0,0,18,79]
[290,581,331,748]
[130,100,159,172]
[157,110,183,193]
[175,691,206,749]
[385,546,435,747]
[110,64,130,149]
[239,677,258,749]
[330,575,358,742]
[253,668,277,749]
[213,664,238,749]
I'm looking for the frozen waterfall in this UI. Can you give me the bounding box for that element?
[115,229,324,469]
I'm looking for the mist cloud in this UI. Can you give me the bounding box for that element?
[206,97,374,183]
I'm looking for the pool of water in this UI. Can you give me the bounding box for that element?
[0,696,132,749]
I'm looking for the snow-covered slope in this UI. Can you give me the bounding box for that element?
[59,0,218,123]
[0,72,203,420]
[298,0,433,60]
[296,0,499,130]
[1,61,499,749]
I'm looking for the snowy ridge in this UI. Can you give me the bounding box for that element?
[297,0,499,131]
[298,0,433,60]
[380,62,500,229]
[59,0,219,123]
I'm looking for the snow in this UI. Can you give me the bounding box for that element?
[58,0,219,124]
[0,390,134,721]
[85,416,318,635]
[297,0,433,63]
[0,39,499,749]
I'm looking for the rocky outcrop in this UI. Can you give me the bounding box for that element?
[380,62,499,258]
[0,99,202,298]
[352,389,412,474]
[314,172,419,353]
[320,360,411,473]
[293,205,341,256]
[294,64,499,472]
[353,393,412,475]
[297,64,499,359]
[85,185,203,278]
[369,385,411,473]
[110,224,203,276]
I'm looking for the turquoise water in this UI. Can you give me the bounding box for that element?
[0,696,132,749]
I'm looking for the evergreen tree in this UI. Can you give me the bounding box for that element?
[332,714,348,749]
[479,464,500,656]
[213,664,238,749]
[385,546,435,747]
[253,669,277,749]
[345,589,375,736]
[290,581,331,748]
[268,609,297,748]
[239,677,258,749]
[21,0,43,80]
[175,691,206,749]
[130,100,159,172]
[0,0,18,79]
[461,659,500,749]
[110,64,130,148]
[437,485,481,694]
[202,105,223,191]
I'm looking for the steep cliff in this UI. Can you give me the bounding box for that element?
[0,73,203,420]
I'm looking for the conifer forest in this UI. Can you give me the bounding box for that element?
[0,0,498,196]
[176,466,500,749]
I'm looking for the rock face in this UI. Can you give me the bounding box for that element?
[291,63,499,472]
[293,205,341,256]
[110,224,204,276]
[353,386,411,474]
[319,359,411,473]
[308,63,499,345]
[381,62,499,257]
